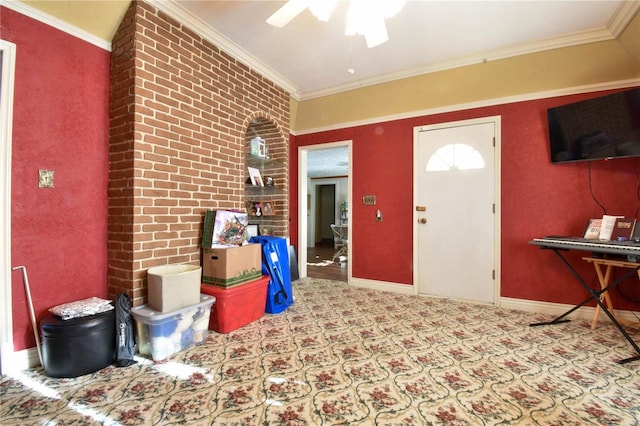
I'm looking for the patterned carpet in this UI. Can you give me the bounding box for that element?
[1,278,640,425]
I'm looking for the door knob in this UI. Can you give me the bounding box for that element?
[418,218,427,224]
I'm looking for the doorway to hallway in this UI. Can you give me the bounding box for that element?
[298,141,352,281]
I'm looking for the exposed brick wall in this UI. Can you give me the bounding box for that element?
[109,0,290,305]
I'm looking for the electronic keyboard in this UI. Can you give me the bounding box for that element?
[530,236,640,257]
[530,235,640,363]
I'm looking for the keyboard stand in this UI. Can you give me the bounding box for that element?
[529,247,640,364]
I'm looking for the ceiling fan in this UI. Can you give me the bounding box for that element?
[266,0,406,48]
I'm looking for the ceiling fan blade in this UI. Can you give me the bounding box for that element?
[266,0,309,28]
[364,12,388,48]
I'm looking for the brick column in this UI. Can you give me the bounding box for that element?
[108,0,290,305]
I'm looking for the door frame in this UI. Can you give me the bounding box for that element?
[412,116,502,303]
[298,140,352,280]
[1,40,17,374]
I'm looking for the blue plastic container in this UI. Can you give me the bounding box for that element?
[249,236,293,314]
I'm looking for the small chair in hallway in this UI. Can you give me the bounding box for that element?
[330,224,348,262]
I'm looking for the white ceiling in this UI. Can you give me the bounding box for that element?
[174,0,638,100]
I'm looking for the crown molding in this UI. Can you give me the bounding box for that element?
[608,0,640,36]
[298,1,640,101]
[1,0,113,51]
[146,0,300,99]
[299,26,619,101]
[291,79,640,136]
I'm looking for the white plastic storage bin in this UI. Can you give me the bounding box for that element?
[131,294,215,361]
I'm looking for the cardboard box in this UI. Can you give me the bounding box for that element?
[202,243,262,287]
[131,294,214,361]
[201,276,268,333]
[147,264,202,312]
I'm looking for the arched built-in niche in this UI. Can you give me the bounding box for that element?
[244,116,289,237]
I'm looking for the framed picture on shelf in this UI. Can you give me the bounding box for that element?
[261,201,275,216]
[247,167,264,186]
[245,200,263,217]
[250,137,266,158]
[265,176,274,188]
[244,200,253,215]
[246,224,260,238]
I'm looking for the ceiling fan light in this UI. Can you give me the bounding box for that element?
[345,0,369,36]
[345,1,389,48]
[272,0,400,48]
[309,0,337,22]
[363,13,388,48]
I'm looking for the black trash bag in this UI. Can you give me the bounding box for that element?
[115,293,137,367]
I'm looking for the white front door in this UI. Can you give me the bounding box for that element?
[413,117,499,303]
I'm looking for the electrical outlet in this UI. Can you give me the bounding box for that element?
[39,169,54,188]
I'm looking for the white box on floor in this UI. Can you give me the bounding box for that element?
[147,264,201,312]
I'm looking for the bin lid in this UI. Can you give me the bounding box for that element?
[131,294,215,322]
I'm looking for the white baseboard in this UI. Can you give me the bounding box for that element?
[4,347,40,374]
[349,277,416,295]
[349,279,640,325]
[500,296,640,325]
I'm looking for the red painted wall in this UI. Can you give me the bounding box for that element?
[2,8,111,351]
[291,89,640,310]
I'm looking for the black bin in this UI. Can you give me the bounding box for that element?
[41,309,116,378]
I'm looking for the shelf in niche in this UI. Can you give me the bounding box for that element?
[247,215,282,220]
[245,185,284,196]
[246,155,282,169]
[244,118,287,237]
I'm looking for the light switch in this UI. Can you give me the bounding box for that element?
[39,169,54,188]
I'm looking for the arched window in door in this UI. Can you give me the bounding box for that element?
[425,143,485,171]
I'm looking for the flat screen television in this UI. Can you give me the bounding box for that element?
[547,87,640,163]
